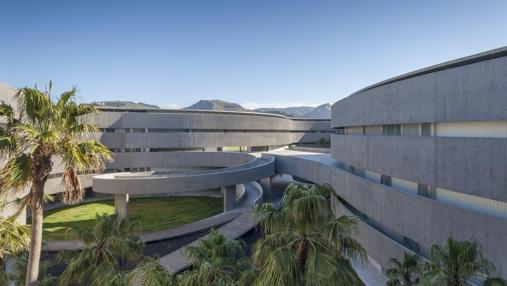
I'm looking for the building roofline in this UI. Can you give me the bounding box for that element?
[96,107,330,121]
[350,46,507,96]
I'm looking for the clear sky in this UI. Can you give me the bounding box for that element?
[1,1,506,108]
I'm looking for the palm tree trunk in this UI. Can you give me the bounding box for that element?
[296,237,309,274]
[25,182,44,286]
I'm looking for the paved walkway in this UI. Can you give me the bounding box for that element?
[158,181,263,272]
[159,211,258,272]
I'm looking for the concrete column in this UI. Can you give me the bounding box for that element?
[114,194,129,218]
[221,185,237,212]
[260,176,273,201]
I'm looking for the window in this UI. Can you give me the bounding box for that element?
[403,236,421,253]
[132,128,146,133]
[421,123,432,136]
[381,175,392,186]
[401,124,420,136]
[418,184,436,199]
[383,124,401,136]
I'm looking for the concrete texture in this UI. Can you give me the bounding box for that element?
[270,149,507,278]
[331,134,507,202]
[327,48,507,278]
[222,185,237,211]
[332,47,507,127]
[92,109,331,150]
[114,194,128,218]
[93,152,275,196]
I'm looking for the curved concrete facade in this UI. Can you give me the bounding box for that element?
[93,152,275,195]
[271,150,507,277]
[332,47,507,127]
[91,109,330,151]
[329,47,507,277]
[3,47,507,279]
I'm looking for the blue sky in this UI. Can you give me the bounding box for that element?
[1,1,506,108]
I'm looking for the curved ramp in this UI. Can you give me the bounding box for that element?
[93,152,275,195]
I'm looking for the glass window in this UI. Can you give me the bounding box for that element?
[383,124,401,136]
[381,175,392,186]
[403,236,421,253]
[421,123,432,136]
[417,184,436,199]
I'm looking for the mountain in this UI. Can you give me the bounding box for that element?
[254,106,315,117]
[184,99,330,118]
[184,100,246,112]
[302,103,331,119]
[92,101,160,109]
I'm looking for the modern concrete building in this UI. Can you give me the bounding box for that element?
[275,46,507,277]
[331,47,507,277]
[1,46,507,280]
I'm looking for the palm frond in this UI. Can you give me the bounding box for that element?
[0,153,32,194]
[304,247,363,286]
[129,256,175,286]
[254,202,284,235]
[255,245,301,286]
[251,232,294,267]
[15,87,54,123]
[0,215,31,255]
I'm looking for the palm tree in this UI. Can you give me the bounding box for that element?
[10,252,57,286]
[249,183,365,286]
[178,229,249,286]
[129,256,176,286]
[0,83,112,284]
[386,253,421,286]
[57,214,143,286]
[0,211,30,285]
[420,238,494,286]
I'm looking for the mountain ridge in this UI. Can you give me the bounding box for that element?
[92,100,160,109]
[184,99,330,118]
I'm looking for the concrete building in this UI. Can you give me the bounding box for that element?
[329,46,507,277]
[1,46,507,280]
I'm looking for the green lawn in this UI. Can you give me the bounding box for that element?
[42,196,223,240]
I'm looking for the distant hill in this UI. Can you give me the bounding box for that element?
[92,101,160,109]
[302,103,331,119]
[254,106,314,117]
[184,99,330,118]
[184,100,246,112]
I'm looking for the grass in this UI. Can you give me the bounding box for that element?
[42,196,223,240]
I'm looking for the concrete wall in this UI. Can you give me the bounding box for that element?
[108,151,255,169]
[93,152,275,195]
[329,47,507,278]
[332,48,507,127]
[331,134,507,202]
[271,152,507,277]
[93,110,331,150]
